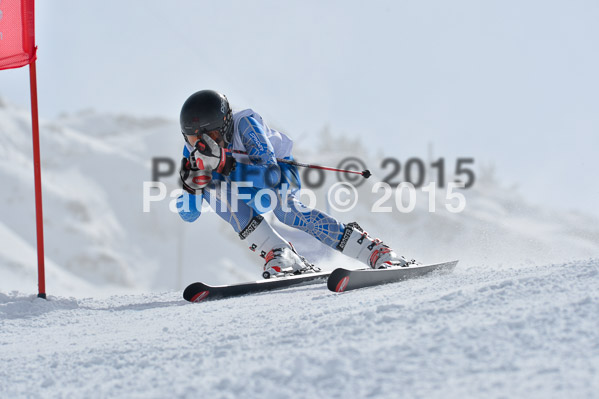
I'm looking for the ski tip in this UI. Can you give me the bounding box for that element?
[444,260,459,269]
[190,291,210,303]
[335,277,350,293]
[183,282,211,302]
[327,268,352,292]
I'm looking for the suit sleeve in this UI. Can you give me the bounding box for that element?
[228,116,281,189]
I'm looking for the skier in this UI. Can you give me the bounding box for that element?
[176,90,409,278]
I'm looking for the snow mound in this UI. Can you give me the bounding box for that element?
[0,292,79,320]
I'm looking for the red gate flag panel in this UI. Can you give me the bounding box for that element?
[0,0,36,70]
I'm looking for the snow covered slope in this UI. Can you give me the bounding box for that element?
[2,97,598,398]
[1,258,597,398]
[1,96,599,297]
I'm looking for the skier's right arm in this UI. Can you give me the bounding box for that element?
[176,191,202,223]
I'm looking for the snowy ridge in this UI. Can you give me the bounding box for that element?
[0,214,98,292]
[1,258,597,398]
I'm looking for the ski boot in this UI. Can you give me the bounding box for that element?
[337,222,413,269]
[262,244,319,279]
[239,215,319,279]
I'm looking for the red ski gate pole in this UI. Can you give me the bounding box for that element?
[29,58,46,299]
[0,0,46,298]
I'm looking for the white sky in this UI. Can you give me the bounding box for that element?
[1,0,598,216]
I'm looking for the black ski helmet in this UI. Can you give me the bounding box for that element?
[180,90,234,144]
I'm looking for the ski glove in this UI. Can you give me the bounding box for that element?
[191,135,236,176]
[180,157,212,194]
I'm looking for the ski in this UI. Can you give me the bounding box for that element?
[327,260,458,293]
[183,271,331,302]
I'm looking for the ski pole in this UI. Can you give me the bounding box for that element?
[225,149,371,178]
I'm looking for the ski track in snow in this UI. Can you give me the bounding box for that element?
[1,259,599,399]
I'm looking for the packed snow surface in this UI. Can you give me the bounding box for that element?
[2,259,598,398]
[1,97,599,398]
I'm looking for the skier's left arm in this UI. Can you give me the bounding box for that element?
[228,116,281,189]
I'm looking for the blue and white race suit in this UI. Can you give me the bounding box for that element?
[176,109,345,249]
